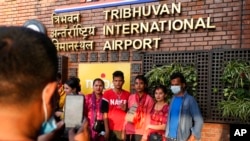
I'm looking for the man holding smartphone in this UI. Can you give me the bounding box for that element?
[101,71,130,141]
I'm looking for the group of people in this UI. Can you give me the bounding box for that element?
[56,70,204,141]
[0,26,203,141]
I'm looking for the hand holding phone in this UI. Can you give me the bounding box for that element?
[64,95,84,129]
[68,118,90,141]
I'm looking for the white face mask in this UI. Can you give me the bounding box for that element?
[170,85,181,95]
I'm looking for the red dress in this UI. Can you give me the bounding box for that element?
[145,103,169,141]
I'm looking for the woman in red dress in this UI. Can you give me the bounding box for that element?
[141,85,169,141]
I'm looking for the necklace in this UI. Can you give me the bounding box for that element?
[113,89,122,100]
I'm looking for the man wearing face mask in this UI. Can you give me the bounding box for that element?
[165,72,203,141]
[0,26,89,141]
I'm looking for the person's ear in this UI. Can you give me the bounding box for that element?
[42,82,57,105]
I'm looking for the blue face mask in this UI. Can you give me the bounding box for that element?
[40,92,57,135]
[170,85,181,95]
[39,116,57,134]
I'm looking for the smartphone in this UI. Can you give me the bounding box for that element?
[64,94,84,129]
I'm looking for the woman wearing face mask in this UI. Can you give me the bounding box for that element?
[124,75,155,141]
[141,85,169,141]
[85,78,108,141]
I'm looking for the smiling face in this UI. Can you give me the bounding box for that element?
[63,84,75,95]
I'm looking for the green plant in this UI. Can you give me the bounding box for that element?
[144,63,198,100]
[219,60,250,120]
[218,100,250,121]
[221,60,250,100]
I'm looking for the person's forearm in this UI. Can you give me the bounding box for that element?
[148,124,166,130]
[103,113,109,132]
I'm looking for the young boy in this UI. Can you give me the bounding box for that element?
[101,71,130,141]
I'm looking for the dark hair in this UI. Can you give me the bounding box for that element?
[135,75,147,85]
[170,72,186,84]
[153,85,167,95]
[93,78,105,87]
[135,74,148,92]
[0,26,58,105]
[112,70,124,80]
[65,77,81,94]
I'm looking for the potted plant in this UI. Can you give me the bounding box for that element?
[144,63,198,101]
[218,60,250,121]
